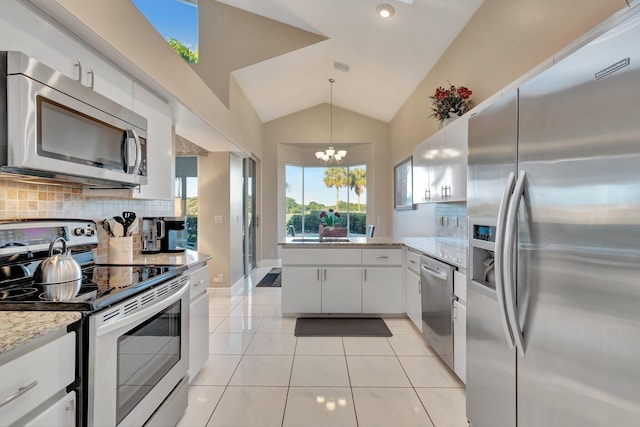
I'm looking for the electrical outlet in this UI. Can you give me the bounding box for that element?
[213,273,224,283]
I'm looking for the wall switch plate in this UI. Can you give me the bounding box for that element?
[213,273,224,283]
[214,215,223,224]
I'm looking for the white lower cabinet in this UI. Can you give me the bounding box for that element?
[405,268,422,331]
[23,392,76,427]
[281,247,402,314]
[282,267,322,313]
[189,264,210,382]
[0,332,75,426]
[322,267,362,313]
[453,300,467,384]
[362,267,403,313]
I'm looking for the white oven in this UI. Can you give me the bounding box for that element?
[88,274,189,427]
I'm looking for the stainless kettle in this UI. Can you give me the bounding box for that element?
[34,237,82,301]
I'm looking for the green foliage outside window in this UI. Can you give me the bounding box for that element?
[168,38,199,63]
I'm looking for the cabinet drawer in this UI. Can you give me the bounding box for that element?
[282,248,361,265]
[190,264,210,300]
[362,249,402,266]
[0,332,75,425]
[406,250,421,273]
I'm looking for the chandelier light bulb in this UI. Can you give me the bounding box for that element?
[337,150,347,157]
[377,4,395,18]
[315,151,325,159]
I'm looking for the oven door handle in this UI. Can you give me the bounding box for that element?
[95,281,189,337]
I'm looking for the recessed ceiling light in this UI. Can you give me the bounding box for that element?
[376,4,395,18]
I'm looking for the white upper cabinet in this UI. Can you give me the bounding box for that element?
[81,47,134,110]
[412,116,468,203]
[0,1,82,81]
[131,83,174,200]
[440,117,468,202]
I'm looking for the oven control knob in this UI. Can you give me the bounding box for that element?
[87,229,96,236]
[74,228,85,236]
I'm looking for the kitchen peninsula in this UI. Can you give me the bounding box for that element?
[278,237,467,315]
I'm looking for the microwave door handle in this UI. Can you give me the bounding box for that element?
[122,129,141,174]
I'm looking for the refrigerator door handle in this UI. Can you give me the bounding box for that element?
[495,171,517,349]
[503,170,527,357]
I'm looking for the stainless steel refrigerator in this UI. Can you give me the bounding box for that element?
[466,7,640,427]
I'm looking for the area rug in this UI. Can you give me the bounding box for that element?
[294,317,392,337]
[256,268,281,287]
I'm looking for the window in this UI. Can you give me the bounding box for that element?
[132,0,199,63]
[175,157,198,250]
[286,164,367,237]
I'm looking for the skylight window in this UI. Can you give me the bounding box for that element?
[133,0,199,63]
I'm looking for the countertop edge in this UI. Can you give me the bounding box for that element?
[0,311,81,361]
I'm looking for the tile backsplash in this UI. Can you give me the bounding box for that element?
[435,202,467,240]
[0,179,174,220]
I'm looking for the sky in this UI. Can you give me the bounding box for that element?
[286,165,367,209]
[132,0,199,50]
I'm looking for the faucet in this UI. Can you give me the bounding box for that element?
[287,225,296,237]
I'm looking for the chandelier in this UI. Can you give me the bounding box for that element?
[315,78,347,165]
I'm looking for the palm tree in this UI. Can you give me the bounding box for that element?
[323,167,349,209]
[349,168,367,212]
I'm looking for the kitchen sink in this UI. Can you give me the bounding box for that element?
[290,237,351,242]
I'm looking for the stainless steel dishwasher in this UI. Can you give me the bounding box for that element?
[421,255,455,370]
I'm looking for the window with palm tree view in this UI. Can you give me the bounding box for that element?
[286,164,367,237]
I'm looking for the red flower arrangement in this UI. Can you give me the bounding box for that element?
[320,209,341,227]
[429,83,473,123]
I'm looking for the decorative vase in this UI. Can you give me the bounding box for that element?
[440,112,460,129]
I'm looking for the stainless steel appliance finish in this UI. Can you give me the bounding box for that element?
[88,273,189,427]
[420,254,455,371]
[467,8,640,427]
[141,217,165,254]
[1,51,148,188]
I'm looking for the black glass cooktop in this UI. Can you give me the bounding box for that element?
[0,264,185,311]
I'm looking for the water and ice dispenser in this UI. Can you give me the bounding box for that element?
[469,219,498,290]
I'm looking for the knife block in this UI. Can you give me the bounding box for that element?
[108,236,133,264]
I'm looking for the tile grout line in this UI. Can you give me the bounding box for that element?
[342,336,360,427]
[280,332,299,427]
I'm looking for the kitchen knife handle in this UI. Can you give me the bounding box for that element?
[503,170,526,357]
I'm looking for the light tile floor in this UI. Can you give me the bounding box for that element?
[178,267,468,427]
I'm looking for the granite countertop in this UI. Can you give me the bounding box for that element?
[400,237,468,270]
[279,237,403,247]
[0,311,81,357]
[279,236,467,269]
[95,249,212,268]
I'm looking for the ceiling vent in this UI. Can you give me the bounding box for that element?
[334,61,350,73]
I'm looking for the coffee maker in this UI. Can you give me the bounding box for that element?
[161,217,187,253]
[141,217,165,254]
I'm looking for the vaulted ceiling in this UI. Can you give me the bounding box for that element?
[207,0,484,123]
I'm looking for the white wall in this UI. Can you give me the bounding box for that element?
[229,154,244,285]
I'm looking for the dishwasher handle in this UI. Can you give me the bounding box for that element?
[421,264,448,280]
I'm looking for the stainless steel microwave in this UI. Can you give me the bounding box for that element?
[0,51,147,188]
